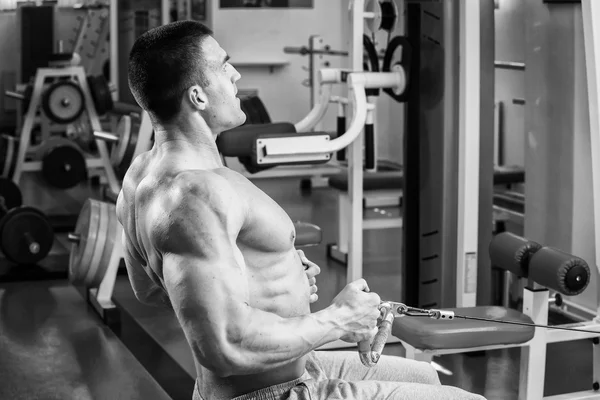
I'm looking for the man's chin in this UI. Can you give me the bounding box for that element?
[218,116,246,135]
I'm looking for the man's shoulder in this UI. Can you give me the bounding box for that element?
[146,168,246,253]
[167,167,240,203]
[144,167,245,223]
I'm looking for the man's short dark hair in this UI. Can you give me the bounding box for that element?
[128,21,213,122]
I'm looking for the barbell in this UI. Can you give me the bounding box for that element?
[93,114,141,179]
[0,178,54,265]
[87,75,114,116]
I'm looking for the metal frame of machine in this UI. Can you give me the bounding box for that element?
[400,3,600,400]
[402,0,483,310]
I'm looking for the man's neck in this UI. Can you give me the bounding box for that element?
[152,115,223,168]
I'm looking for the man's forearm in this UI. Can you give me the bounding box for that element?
[222,305,342,376]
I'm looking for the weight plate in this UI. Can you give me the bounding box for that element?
[22,84,33,115]
[87,75,114,116]
[382,36,414,103]
[89,201,118,287]
[0,206,54,265]
[35,137,78,160]
[41,81,85,124]
[84,200,110,287]
[378,0,397,32]
[69,199,101,285]
[110,115,132,167]
[0,177,22,212]
[39,137,87,189]
[117,117,140,179]
[0,134,18,179]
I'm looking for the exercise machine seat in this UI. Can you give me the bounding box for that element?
[493,165,525,185]
[294,221,322,247]
[328,171,403,192]
[392,306,535,350]
[217,122,298,157]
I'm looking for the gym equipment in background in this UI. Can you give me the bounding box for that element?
[4,64,120,195]
[0,177,54,265]
[0,134,18,179]
[67,6,110,78]
[94,112,146,181]
[36,137,87,189]
[284,34,348,118]
[399,0,484,310]
[217,68,406,173]
[327,170,403,265]
[363,0,398,35]
[396,233,597,400]
[217,72,341,182]
[41,80,86,124]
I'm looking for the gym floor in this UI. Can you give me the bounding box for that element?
[0,175,592,400]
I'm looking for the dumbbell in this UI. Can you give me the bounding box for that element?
[0,177,54,264]
[37,137,87,189]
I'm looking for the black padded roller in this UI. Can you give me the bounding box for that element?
[364,123,375,170]
[336,116,346,161]
[489,232,542,277]
[528,247,590,296]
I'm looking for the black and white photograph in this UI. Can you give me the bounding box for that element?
[0,2,597,400]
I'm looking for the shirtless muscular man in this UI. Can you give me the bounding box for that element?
[116,20,486,400]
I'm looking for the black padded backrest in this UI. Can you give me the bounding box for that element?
[217,122,296,157]
[240,96,271,125]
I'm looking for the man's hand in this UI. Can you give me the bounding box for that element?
[330,279,381,344]
[297,249,320,303]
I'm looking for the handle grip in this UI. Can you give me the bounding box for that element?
[358,303,395,367]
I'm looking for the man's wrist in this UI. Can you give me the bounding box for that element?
[314,306,342,343]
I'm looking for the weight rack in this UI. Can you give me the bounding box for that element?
[10,65,120,196]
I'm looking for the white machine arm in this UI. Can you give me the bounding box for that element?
[294,84,333,132]
[294,68,348,132]
[258,70,405,164]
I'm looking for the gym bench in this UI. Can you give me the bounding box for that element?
[395,232,599,400]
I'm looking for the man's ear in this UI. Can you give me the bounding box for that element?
[187,86,208,111]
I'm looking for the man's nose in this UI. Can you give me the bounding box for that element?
[232,68,241,83]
